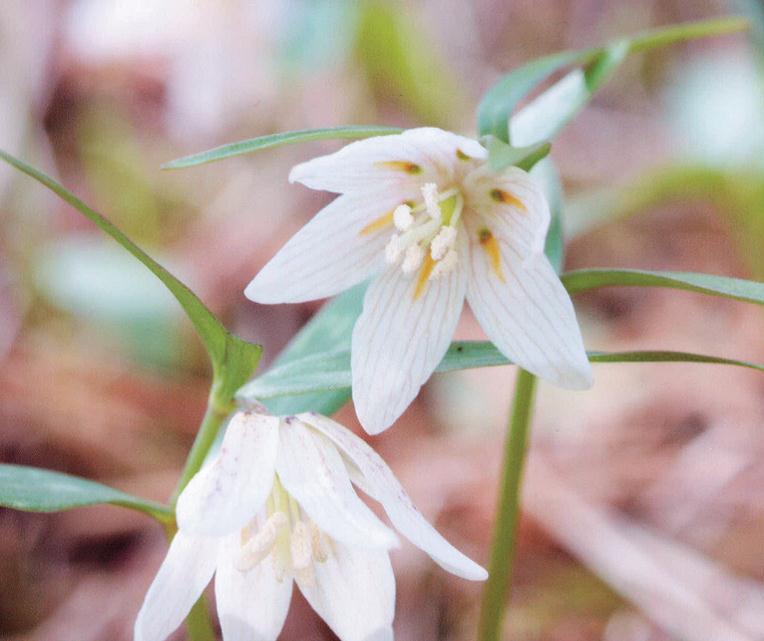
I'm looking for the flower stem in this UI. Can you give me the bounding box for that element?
[171,388,233,505]
[185,597,217,641]
[477,369,538,641]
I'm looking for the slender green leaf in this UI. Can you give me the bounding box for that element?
[479,17,748,144]
[0,150,262,396]
[0,464,172,522]
[561,268,764,305]
[238,283,367,416]
[163,126,402,170]
[242,342,764,401]
[479,50,587,143]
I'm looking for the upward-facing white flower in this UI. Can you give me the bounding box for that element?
[245,128,592,434]
[134,410,486,641]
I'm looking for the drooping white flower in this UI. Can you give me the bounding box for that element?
[245,127,593,434]
[134,410,486,641]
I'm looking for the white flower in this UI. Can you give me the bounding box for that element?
[134,410,486,641]
[245,127,593,434]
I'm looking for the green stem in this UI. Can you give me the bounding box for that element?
[185,597,217,641]
[477,369,538,641]
[171,388,234,505]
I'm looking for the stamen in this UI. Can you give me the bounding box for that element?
[290,521,313,571]
[385,235,403,264]
[401,244,425,273]
[422,183,442,220]
[430,249,458,280]
[430,226,457,260]
[310,522,329,563]
[236,511,288,572]
[413,254,437,300]
[393,203,414,231]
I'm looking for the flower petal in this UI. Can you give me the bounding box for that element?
[463,205,592,389]
[351,245,467,435]
[214,533,293,641]
[245,191,406,304]
[463,164,551,255]
[289,127,486,195]
[276,417,398,549]
[299,412,488,581]
[296,542,395,641]
[176,411,279,536]
[134,532,219,641]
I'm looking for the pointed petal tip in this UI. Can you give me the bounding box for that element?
[551,357,593,391]
[287,163,303,185]
[243,273,288,305]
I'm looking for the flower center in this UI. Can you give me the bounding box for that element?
[384,182,463,299]
[236,475,330,584]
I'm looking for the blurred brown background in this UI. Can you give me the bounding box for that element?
[1,1,763,640]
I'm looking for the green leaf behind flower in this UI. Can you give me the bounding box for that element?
[478,16,748,144]
[562,268,764,305]
[0,150,262,401]
[0,464,172,522]
[242,343,764,402]
[163,126,403,170]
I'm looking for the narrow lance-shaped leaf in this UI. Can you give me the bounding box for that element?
[239,283,366,416]
[561,268,764,305]
[240,343,764,402]
[163,125,403,170]
[479,16,748,144]
[0,464,173,522]
[0,150,262,398]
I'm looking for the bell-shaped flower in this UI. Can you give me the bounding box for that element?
[245,127,592,434]
[135,410,486,641]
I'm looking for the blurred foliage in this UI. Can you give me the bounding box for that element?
[354,0,466,126]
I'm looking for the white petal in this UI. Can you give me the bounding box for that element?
[276,417,398,549]
[176,412,279,535]
[351,242,467,435]
[289,127,486,195]
[299,413,488,581]
[245,191,406,304]
[462,164,551,255]
[134,532,219,641]
[463,210,592,389]
[296,542,395,641]
[214,533,293,641]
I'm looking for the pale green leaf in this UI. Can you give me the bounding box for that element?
[0,464,172,522]
[238,283,366,416]
[242,343,764,401]
[561,268,764,305]
[162,126,402,170]
[479,17,748,144]
[0,150,262,397]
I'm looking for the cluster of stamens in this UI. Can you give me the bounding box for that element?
[236,476,329,585]
[385,182,463,281]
